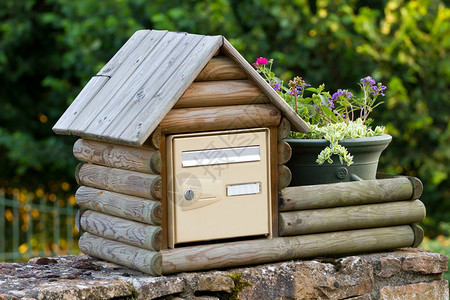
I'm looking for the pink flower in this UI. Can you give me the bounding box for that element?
[252,57,269,67]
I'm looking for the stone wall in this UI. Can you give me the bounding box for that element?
[0,248,447,300]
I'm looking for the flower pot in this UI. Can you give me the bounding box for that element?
[285,134,392,186]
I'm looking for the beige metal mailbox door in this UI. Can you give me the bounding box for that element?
[167,128,271,248]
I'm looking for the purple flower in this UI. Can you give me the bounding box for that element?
[370,85,387,96]
[360,76,376,86]
[331,90,353,101]
[270,82,281,91]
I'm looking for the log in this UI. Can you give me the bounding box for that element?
[411,224,424,247]
[76,163,161,200]
[278,200,426,236]
[75,186,161,225]
[79,232,162,276]
[377,173,423,200]
[279,177,415,211]
[161,225,416,274]
[80,210,162,251]
[143,126,161,150]
[160,104,281,134]
[277,141,292,165]
[73,139,161,175]
[278,165,292,189]
[277,117,291,140]
[75,209,87,234]
[194,56,247,81]
[174,80,269,108]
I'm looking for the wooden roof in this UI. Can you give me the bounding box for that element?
[53,30,309,146]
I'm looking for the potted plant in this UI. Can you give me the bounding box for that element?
[253,57,391,185]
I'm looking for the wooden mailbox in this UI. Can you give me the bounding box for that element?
[53,30,425,276]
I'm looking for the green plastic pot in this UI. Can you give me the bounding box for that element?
[285,134,392,186]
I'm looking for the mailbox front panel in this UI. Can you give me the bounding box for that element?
[167,129,271,247]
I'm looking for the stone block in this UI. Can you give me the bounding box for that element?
[401,252,448,274]
[379,280,449,300]
[377,256,401,278]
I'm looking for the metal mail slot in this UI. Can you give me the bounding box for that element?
[182,146,260,167]
[226,182,261,196]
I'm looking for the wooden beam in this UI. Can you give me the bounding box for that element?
[221,38,310,133]
[277,141,292,165]
[161,225,416,274]
[278,165,292,189]
[278,200,426,236]
[377,173,423,200]
[75,186,161,225]
[80,210,162,251]
[73,139,161,175]
[174,80,269,108]
[277,117,291,140]
[160,104,281,134]
[279,177,415,212]
[76,163,161,200]
[79,232,162,276]
[194,56,247,81]
[160,133,168,250]
[269,126,278,238]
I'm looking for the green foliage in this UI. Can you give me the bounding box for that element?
[420,233,450,281]
[0,0,448,236]
[227,272,253,300]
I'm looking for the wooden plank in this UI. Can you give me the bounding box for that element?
[269,126,279,238]
[79,232,162,276]
[80,210,162,251]
[278,200,426,236]
[76,163,161,200]
[52,76,109,134]
[160,104,281,134]
[277,140,292,165]
[277,117,291,140]
[75,186,161,225]
[279,177,414,212]
[173,80,269,108]
[116,35,224,145]
[160,133,168,250]
[161,225,415,274]
[278,165,292,189]
[73,139,161,175]
[221,38,310,133]
[97,30,150,77]
[72,30,175,139]
[194,56,247,81]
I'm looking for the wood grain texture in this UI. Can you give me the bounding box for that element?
[173,80,269,108]
[377,173,423,200]
[80,210,162,251]
[277,117,291,140]
[75,186,161,225]
[73,139,161,175]
[279,177,414,212]
[278,200,426,236]
[112,34,223,145]
[143,126,161,150]
[269,127,279,238]
[278,165,292,189]
[411,224,424,247]
[160,104,281,134]
[79,232,162,276]
[277,141,292,165]
[70,30,170,138]
[221,38,310,133]
[76,163,161,200]
[194,56,247,81]
[52,76,109,135]
[160,133,168,250]
[97,30,150,77]
[161,225,415,274]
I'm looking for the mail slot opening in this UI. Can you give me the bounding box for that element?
[166,128,271,248]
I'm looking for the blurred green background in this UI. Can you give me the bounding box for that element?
[0,0,448,268]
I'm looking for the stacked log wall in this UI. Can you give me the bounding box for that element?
[74,135,163,275]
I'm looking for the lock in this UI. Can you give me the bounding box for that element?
[184,189,195,200]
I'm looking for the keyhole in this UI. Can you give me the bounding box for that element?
[184,189,194,200]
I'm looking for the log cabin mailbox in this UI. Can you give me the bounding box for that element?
[53,30,426,276]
